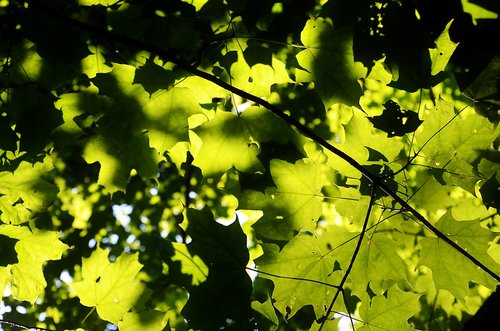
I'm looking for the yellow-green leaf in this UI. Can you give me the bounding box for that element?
[72,247,148,324]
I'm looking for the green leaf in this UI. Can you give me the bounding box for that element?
[296,18,366,108]
[192,108,290,177]
[358,286,421,331]
[72,247,148,324]
[255,229,357,318]
[0,224,68,303]
[464,55,500,123]
[116,311,167,331]
[81,45,113,79]
[350,234,408,298]
[0,116,18,151]
[429,20,459,75]
[416,98,499,165]
[83,131,160,193]
[0,156,58,225]
[418,211,500,303]
[251,296,279,331]
[144,87,204,156]
[79,0,116,6]
[240,158,331,240]
[171,242,208,286]
[479,176,500,209]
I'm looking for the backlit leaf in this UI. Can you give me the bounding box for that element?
[296,18,366,108]
[418,211,500,303]
[0,224,68,303]
[429,20,459,75]
[0,156,58,225]
[72,247,148,324]
[358,286,421,331]
[240,158,331,240]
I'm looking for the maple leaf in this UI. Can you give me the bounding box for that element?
[256,228,358,318]
[429,20,459,75]
[72,247,149,324]
[358,286,421,331]
[0,224,68,303]
[296,18,366,108]
[192,107,291,178]
[240,158,332,240]
[350,234,408,298]
[0,157,58,225]
[418,211,500,304]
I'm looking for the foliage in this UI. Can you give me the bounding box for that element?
[0,0,499,330]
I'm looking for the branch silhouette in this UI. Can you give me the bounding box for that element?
[26,0,500,283]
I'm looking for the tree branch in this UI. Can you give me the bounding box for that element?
[26,0,500,282]
[319,184,376,331]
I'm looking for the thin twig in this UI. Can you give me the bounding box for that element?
[319,184,377,331]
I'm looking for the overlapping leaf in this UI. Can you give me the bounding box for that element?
[72,247,150,324]
[358,286,421,331]
[240,158,332,240]
[296,18,366,108]
[0,156,58,225]
[256,229,358,318]
[418,211,500,303]
[192,107,291,177]
[0,224,68,303]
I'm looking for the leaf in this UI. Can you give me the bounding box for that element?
[416,98,499,165]
[117,311,167,331]
[0,224,69,303]
[144,87,204,155]
[81,44,113,79]
[479,176,500,209]
[72,247,148,324]
[192,106,291,178]
[171,242,208,286]
[350,234,408,298]
[369,100,423,137]
[180,209,252,329]
[255,229,358,318]
[0,116,18,151]
[429,20,459,75]
[83,131,160,193]
[240,158,331,240]
[296,18,366,108]
[358,286,421,331]
[0,156,58,225]
[464,55,500,123]
[251,296,279,331]
[79,0,116,6]
[418,211,500,304]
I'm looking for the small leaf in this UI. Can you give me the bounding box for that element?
[429,20,459,75]
[350,234,408,298]
[117,310,167,331]
[171,242,208,286]
[255,229,358,318]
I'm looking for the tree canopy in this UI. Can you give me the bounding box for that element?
[1,0,499,330]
